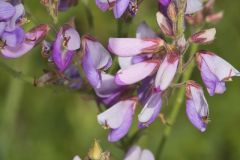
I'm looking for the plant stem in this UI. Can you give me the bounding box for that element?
[155,43,198,160]
[0,61,34,85]
[0,59,31,159]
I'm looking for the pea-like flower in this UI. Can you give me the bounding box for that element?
[96,0,138,19]
[196,51,240,96]
[81,35,112,89]
[95,72,127,106]
[52,24,80,71]
[97,98,137,142]
[1,24,49,58]
[186,80,209,132]
[0,1,49,58]
[124,145,155,160]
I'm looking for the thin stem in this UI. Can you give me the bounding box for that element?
[0,61,34,85]
[155,43,198,160]
[0,58,31,159]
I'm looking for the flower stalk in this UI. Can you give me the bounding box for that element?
[155,43,198,160]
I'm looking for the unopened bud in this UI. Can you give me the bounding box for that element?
[167,2,177,22]
[156,12,173,37]
[88,139,102,160]
[206,11,224,24]
[189,28,216,44]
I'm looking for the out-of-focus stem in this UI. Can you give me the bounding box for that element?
[0,59,30,159]
[155,43,198,160]
[0,61,34,84]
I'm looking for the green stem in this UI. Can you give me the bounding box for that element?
[0,59,31,159]
[0,61,34,84]
[155,44,198,160]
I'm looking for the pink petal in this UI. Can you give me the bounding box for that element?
[115,60,159,85]
[108,38,163,57]
[155,53,179,91]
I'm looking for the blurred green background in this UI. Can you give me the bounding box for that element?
[0,0,240,160]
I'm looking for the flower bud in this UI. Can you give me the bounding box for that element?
[156,11,173,37]
[189,28,216,44]
[88,139,102,160]
[167,2,177,22]
[206,11,224,24]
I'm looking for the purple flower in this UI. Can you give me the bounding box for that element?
[61,65,82,90]
[58,0,78,11]
[186,81,209,132]
[95,72,127,106]
[1,24,49,58]
[52,24,80,71]
[81,35,112,89]
[96,0,131,19]
[97,98,137,142]
[0,1,16,21]
[138,91,162,128]
[124,145,155,160]
[196,51,240,96]
[154,52,179,91]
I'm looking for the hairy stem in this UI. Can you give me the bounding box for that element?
[155,43,198,160]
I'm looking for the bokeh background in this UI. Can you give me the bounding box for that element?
[0,0,240,160]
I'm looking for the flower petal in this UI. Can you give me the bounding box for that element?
[109,38,162,57]
[136,21,158,39]
[155,53,179,91]
[97,99,136,129]
[186,81,208,132]
[198,54,226,96]
[115,60,159,85]
[1,24,49,58]
[118,56,133,69]
[140,149,155,160]
[73,155,81,160]
[185,0,203,14]
[84,36,112,70]
[52,27,75,71]
[198,51,239,81]
[64,27,80,51]
[5,3,25,32]
[0,1,15,20]
[95,72,123,98]
[138,92,162,128]
[124,146,141,160]
[0,22,6,36]
[113,0,130,19]
[96,0,115,11]
[1,27,25,48]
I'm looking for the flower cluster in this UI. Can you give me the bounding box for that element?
[0,0,49,58]
[1,0,239,159]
